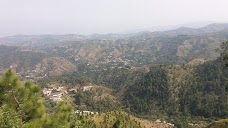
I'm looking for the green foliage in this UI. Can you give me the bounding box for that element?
[206,119,228,128]
[124,66,170,115]
[39,73,91,87]
[93,111,142,128]
[0,69,97,127]
[221,41,228,67]
[0,69,46,125]
[123,58,228,124]
[40,56,227,127]
[74,88,120,112]
[44,102,76,128]
[179,59,228,118]
[112,119,120,128]
[0,50,51,72]
[0,104,20,128]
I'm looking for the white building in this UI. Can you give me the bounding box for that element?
[42,88,52,96]
[83,86,92,91]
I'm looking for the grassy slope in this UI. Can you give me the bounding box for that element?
[206,119,228,128]
[92,111,171,128]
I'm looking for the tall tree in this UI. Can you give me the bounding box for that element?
[0,69,46,127]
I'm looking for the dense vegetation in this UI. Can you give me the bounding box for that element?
[0,45,52,72]
[221,41,228,67]
[124,67,170,115]
[0,69,145,128]
[179,59,228,118]
[74,87,120,112]
[92,111,142,128]
[206,119,228,128]
[0,25,228,127]
[122,58,228,127]
[0,69,96,128]
[38,56,228,127]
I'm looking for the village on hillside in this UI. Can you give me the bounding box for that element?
[42,83,100,116]
[42,84,92,102]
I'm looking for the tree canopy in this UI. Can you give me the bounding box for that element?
[221,41,228,67]
[0,69,95,127]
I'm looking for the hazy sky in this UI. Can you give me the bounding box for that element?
[0,0,228,37]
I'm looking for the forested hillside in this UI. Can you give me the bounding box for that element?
[0,69,96,127]
[0,69,163,128]
[122,58,227,127]
[0,25,227,128]
[37,56,227,127]
[1,24,228,67]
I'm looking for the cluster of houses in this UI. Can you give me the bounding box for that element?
[156,119,200,127]
[42,86,66,101]
[188,123,200,127]
[155,119,175,127]
[42,85,93,102]
[23,63,47,79]
[97,58,133,69]
[75,110,99,116]
[82,86,92,91]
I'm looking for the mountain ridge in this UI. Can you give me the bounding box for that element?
[1,23,228,45]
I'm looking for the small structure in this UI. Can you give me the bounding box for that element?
[167,123,174,126]
[64,91,68,94]
[75,110,80,114]
[83,86,92,91]
[56,87,64,92]
[69,88,77,93]
[42,88,52,96]
[75,110,98,116]
[155,119,161,123]
[50,94,62,101]
[82,111,91,115]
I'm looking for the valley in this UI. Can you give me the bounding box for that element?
[0,23,227,128]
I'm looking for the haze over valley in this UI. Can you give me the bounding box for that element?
[0,0,228,128]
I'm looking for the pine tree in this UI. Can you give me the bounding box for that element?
[0,69,46,126]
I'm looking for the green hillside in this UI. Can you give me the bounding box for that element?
[0,25,227,128]
[206,119,228,128]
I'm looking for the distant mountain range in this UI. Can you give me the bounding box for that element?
[1,23,227,45]
[0,23,228,75]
